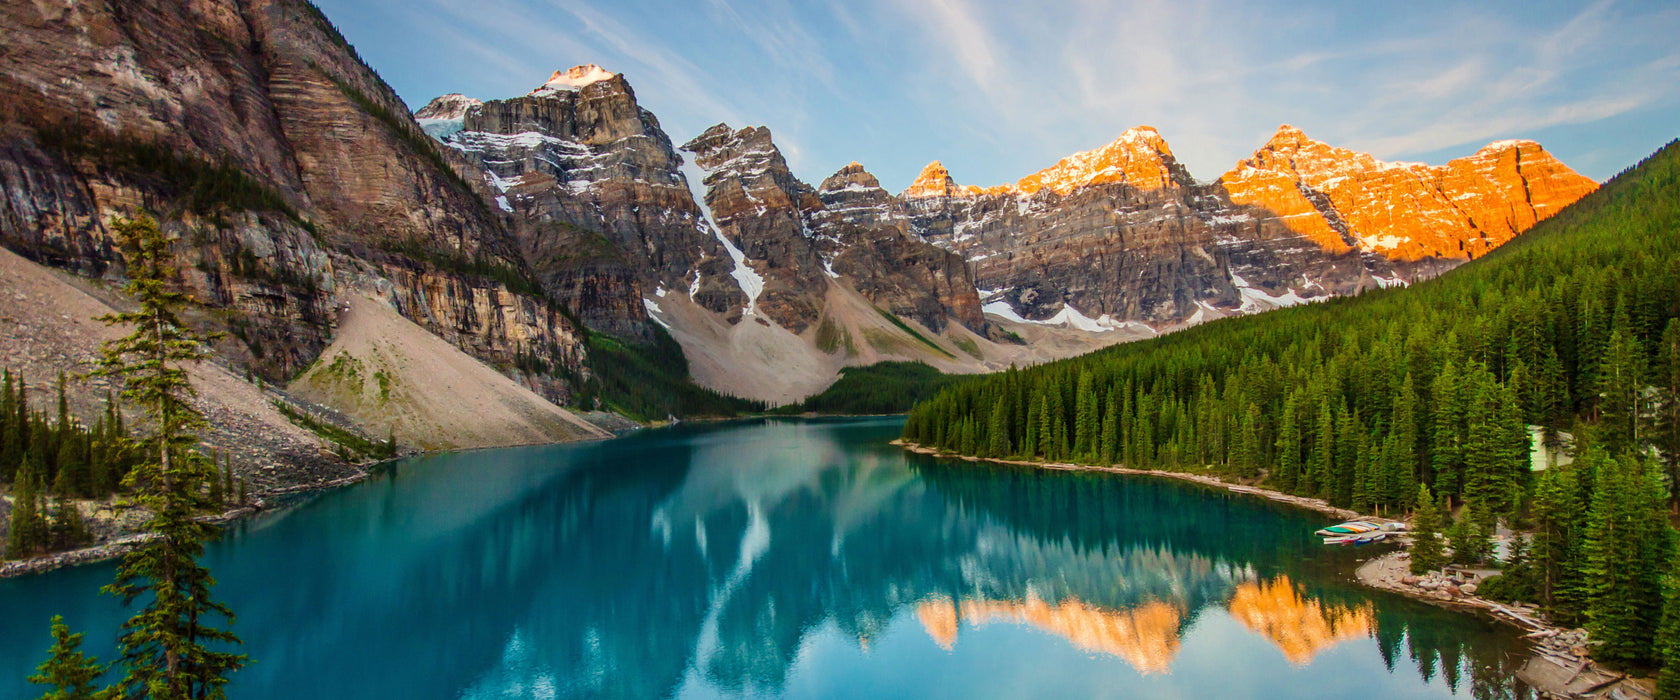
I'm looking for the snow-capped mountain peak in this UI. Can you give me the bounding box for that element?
[530,64,617,97]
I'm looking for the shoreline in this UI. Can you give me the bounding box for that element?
[897,440,1656,698]
[0,416,653,580]
[893,440,1374,523]
[0,469,374,580]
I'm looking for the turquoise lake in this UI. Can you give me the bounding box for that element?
[0,417,1532,698]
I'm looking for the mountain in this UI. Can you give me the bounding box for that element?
[904,137,1680,512]
[1218,125,1599,261]
[0,0,1605,426]
[415,64,738,342]
[417,74,1132,404]
[897,125,1596,327]
[0,0,607,477]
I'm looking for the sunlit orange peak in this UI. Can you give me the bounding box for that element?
[530,64,617,95]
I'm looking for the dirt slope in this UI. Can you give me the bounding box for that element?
[648,280,1143,405]
[289,296,609,450]
[0,247,355,490]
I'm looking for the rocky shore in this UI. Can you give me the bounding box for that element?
[0,466,372,580]
[1358,551,1653,699]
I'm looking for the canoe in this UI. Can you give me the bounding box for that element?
[1314,521,1382,537]
[1323,532,1387,545]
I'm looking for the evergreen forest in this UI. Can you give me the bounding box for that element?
[1,371,139,560]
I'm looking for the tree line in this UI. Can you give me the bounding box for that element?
[904,140,1680,686]
[3,372,137,560]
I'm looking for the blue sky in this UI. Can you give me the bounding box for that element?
[317,0,1679,189]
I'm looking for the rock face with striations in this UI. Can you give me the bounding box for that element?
[420,65,743,339]
[896,124,1596,326]
[680,124,987,335]
[1217,125,1599,261]
[813,162,987,335]
[0,0,588,400]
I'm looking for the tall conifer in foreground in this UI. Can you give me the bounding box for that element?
[90,216,245,699]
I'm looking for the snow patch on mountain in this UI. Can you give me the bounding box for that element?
[418,118,465,142]
[680,154,763,314]
[982,300,1125,333]
[1229,271,1310,314]
[642,298,673,331]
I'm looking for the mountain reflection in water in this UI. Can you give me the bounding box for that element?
[917,574,1376,675]
[0,418,1533,699]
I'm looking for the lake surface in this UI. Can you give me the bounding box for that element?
[0,418,1533,699]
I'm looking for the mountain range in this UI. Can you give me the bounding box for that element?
[0,0,1598,471]
[412,63,1595,401]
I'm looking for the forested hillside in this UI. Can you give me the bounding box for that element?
[905,139,1680,671]
[904,139,1680,673]
[907,139,1678,512]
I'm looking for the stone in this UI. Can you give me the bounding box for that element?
[1461,583,1477,596]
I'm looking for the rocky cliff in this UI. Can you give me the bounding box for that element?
[1217,125,1599,261]
[896,125,1595,326]
[678,124,988,336]
[0,0,592,438]
[419,66,745,340]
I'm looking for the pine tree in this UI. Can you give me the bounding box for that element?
[207,455,225,508]
[1655,319,1680,507]
[6,459,48,560]
[48,496,91,551]
[987,400,1009,458]
[1451,504,1495,566]
[1073,372,1096,460]
[90,216,246,698]
[1445,514,1473,565]
[1432,362,1466,503]
[1532,462,1590,623]
[1098,396,1118,466]
[1480,536,1538,604]
[1391,375,1420,507]
[27,615,112,700]
[1658,561,1680,700]
[1410,484,1448,575]
[222,460,234,505]
[1274,393,1301,493]
[1583,454,1673,667]
[1310,403,1334,499]
[1,370,17,482]
[1598,329,1646,456]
